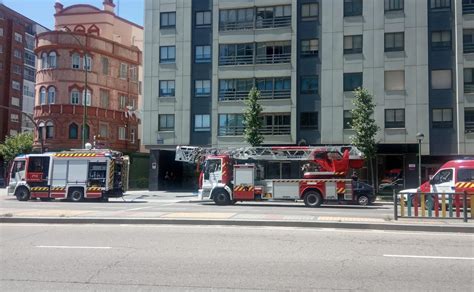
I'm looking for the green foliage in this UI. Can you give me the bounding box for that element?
[243,87,264,147]
[0,132,34,162]
[350,88,379,160]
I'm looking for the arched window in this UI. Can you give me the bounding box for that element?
[83,89,91,106]
[45,121,54,139]
[39,87,46,104]
[41,52,48,69]
[70,89,80,104]
[48,51,57,68]
[69,123,78,139]
[72,53,81,69]
[38,121,45,140]
[83,55,92,71]
[87,24,100,36]
[48,87,56,104]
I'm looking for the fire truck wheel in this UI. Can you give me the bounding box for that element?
[68,189,84,202]
[304,191,322,207]
[357,195,370,206]
[213,189,231,205]
[15,187,30,201]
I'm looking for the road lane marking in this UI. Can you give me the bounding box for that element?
[36,245,112,249]
[383,254,474,260]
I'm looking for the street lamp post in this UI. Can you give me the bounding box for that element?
[416,132,424,186]
[61,28,88,149]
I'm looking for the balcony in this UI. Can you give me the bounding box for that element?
[256,53,291,64]
[219,21,254,31]
[463,3,474,14]
[466,121,474,133]
[219,90,249,101]
[260,125,291,135]
[218,126,245,136]
[255,16,291,29]
[464,84,474,93]
[219,55,254,66]
[463,42,474,54]
[219,89,291,101]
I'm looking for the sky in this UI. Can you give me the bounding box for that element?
[1,0,144,29]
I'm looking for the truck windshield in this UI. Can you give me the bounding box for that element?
[205,159,221,173]
[11,160,26,179]
[431,169,453,184]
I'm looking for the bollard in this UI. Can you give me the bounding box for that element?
[471,193,474,219]
[393,189,398,220]
[427,195,432,218]
[414,194,419,217]
[463,192,468,223]
[441,193,446,218]
[421,193,426,217]
[400,193,405,217]
[434,194,439,218]
[455,194,461,218]
[407,193,412,217]
[449,195,453,218]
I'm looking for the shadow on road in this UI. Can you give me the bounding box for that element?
[200,202,391,209]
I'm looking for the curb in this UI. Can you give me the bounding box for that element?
[1,217,473,233]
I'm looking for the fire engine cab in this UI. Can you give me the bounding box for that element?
[7,148,129,202]
[175,145,376,207]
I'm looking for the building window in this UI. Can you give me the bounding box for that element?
[69,123,78,139]
[99,124,108,138]
[385,0,404,12]
[218,114,244,136]
[48,52,57,68]
[83,90,91,106]
[256,41,291,64]
[14,32,23,43]
[101,57,109,75]
[119,95,127,109]
[12,80,21,91]
[301,3,319,19]
[39,87,46,104]
[100,89,109,108]
[464,0,474,14]
[195,45,211,63]
[119,127,127,140]
[48,87,56,104]
[72,53,81,69]
[344,110,353,129]
[25,34,35,50]
[432,108,453,128]
[130,66,138,81]
[219,8,254,31]
[464,68,474,93]
[257,77,291,99]
[384,70,405,91]
[431,70,452,89]
[219,43,254,65]
[10,113,19,123]
[344,35,363,54]
[385,109,405,128]
[430,0,450,10]
[301,39,319,57]
[384,32,404,52]
[83,55,92,71]
[159,80,175,97]
[432,31,451,50]
[261,114,291,135]
[300,76,318,94]
[195,80,211,97]
[344,0,363,17]
[130,128,136,144]
[24,67,35,82]
[196,11,212,27]
[11,97,20,107]
[12,64,21,75]
[13,49,22,59]
[344,73,363,92]
[465,108,474,133]
[219,78,253,100]
[194,114,211,132]
[256,5,291,29]
[120,63,128,79]
[160,12,176,28]
[464,29,474,53]
[45,121,54,139]
[300,112,318,129]
[24,51,35,67]
[41,52,48,69]
[71,89,81,104]
[160,46,176,63]
[159,114,175,131]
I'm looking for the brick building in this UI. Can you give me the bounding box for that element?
[33,0,143,153]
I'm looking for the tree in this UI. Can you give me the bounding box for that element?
[350,88,379,186]
[0,132,34,163]
[243,87,264,147]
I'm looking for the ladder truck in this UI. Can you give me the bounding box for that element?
[175,145,376,207]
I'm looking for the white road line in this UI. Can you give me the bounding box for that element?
[36,245,112,249]
[123,206,154,212]
[383,254,474,260]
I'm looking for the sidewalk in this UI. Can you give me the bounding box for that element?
[1,188,473,233]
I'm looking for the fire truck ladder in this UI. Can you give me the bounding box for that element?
[175,146,363,163]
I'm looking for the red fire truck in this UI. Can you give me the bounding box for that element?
[175,145,375,207]
[7,149,129,202]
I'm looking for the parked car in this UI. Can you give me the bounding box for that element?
[378,179,404,195]
[353,181,377,205]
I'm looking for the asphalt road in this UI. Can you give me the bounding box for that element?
[1,224,473,291]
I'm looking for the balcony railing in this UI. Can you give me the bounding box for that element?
[218,126,245,136]
[256,53,291,64]
[463,3,474,14]
[260,125,291,135]
[255,16,291,29]
[219,89,291,101]
[466,121,474,133]
[219,21,254,31]
[464,84,474,93]
[219,55,254,66]
[464,42,474,54]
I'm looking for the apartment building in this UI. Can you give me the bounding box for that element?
[143,0,474,190]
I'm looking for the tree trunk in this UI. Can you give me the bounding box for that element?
[369,157,375,187]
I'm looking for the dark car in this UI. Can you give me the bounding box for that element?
[353,181,376,205]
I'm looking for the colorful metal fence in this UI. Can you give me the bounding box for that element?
[394,191,473,222]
